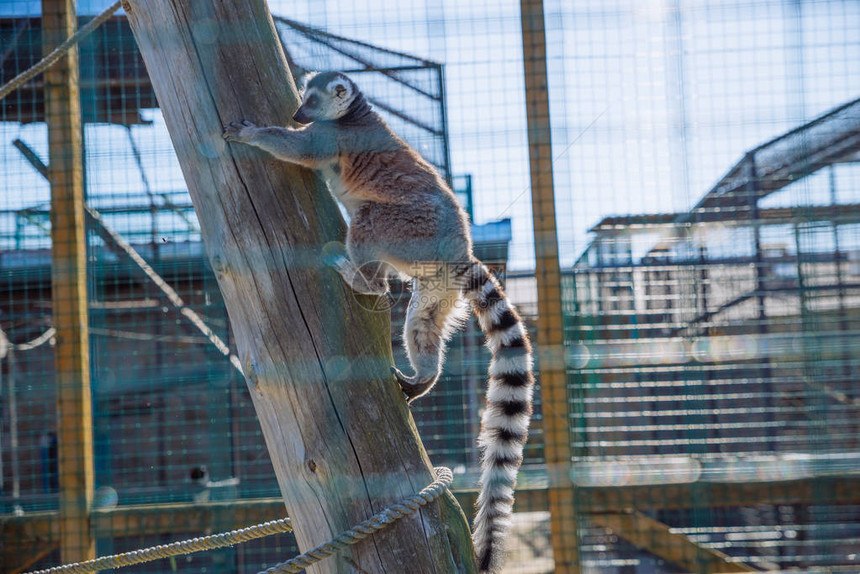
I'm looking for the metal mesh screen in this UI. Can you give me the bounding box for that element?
[1,0,859,572]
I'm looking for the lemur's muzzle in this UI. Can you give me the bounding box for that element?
[292,106,312,125]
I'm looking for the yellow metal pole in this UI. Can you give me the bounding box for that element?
[519,1,579,572]
[43,0,96,562]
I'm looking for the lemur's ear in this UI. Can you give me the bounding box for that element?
[333,83,348,98]
[296,70,316,93]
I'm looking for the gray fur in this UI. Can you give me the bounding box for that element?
[224,72,534,574]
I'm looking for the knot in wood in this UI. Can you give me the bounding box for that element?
[211,254,228,277]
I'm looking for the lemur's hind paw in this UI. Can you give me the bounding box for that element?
[391,366,436,404]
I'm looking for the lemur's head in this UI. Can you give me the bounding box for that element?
[293,72,359,125]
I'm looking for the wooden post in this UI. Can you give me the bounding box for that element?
[519,1,579,572]
[123,1,476,572]
[43,0,96,563]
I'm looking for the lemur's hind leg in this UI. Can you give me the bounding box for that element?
[331,257,390,296]
[394,278,468,403]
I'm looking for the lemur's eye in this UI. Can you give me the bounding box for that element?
[307,97,318,107]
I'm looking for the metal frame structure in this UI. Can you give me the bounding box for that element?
[568,96,860,570]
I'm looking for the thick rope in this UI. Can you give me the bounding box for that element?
[261,466,454,574]
[27,467,453,574]
[0,0,123,102]
[27,518,294,574]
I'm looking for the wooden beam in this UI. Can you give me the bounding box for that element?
[90,499,288,537]
[123,1,476,572]
[577,476,860,513]
[8,477,855,536]
[6,542,60,574]
[591,512,757,574]
[0,508,60,572]
[5,476,859,568]
[457,475,860,514]
[519,1,578,572]
[42,0,96,564]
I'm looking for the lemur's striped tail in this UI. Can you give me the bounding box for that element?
[460,259,535,574]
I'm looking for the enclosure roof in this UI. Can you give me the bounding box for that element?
[683,96,860,221]
[0,13,445,129]
[589,213,679,233]
[586,96,860,241]
[471,218,511,244]
[590,203,860,237]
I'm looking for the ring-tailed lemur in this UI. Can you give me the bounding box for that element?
[223,71,534,574]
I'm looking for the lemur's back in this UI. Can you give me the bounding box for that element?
[338,118,439,198]
[332,116,473,268]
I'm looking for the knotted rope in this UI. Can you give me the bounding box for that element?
[28,467,453,574]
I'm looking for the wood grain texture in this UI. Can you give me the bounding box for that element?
[122,1,476,572]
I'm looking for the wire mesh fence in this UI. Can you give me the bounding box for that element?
[1,0,859,572]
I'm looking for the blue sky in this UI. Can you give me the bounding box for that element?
[2,0,860,269]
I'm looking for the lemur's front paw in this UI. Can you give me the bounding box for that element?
[391,366,436,404]
[222,120,257,143]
